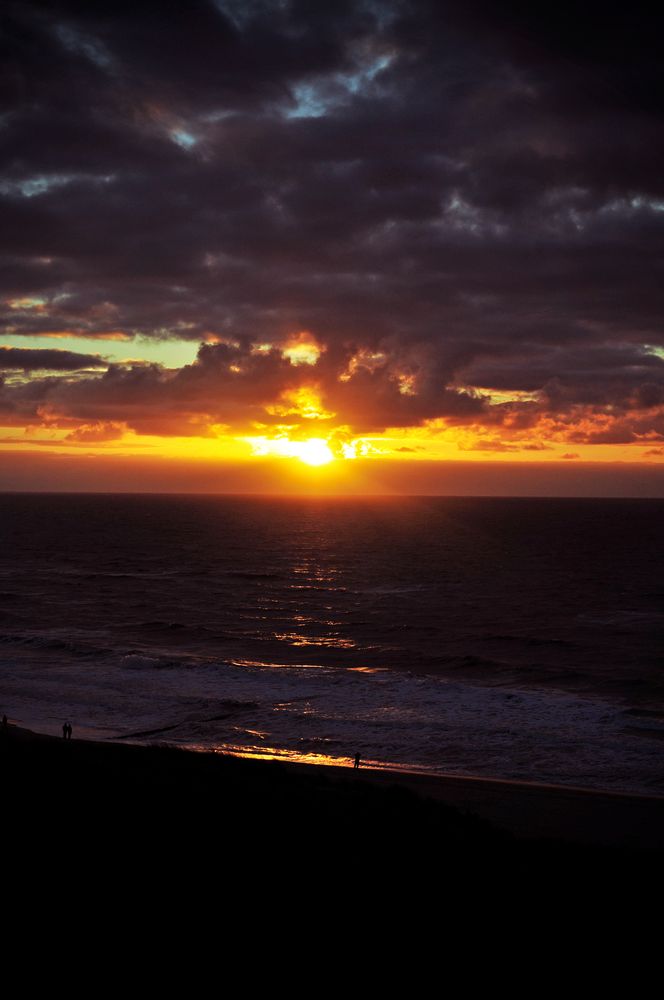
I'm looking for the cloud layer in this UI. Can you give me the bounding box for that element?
[1,0,663,449]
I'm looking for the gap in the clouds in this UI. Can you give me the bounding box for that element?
[0,335,200,370]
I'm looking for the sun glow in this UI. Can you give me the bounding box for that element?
[247,436,335,466]
[281,331,323,366]
[265,386,335,421]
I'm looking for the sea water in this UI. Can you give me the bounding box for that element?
[2,493,663,793]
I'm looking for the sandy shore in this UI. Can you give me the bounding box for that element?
[264,759,664,850]
[4,722,664,851]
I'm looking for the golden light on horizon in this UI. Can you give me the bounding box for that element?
[246,435,335,466]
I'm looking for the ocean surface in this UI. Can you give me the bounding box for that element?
[2,493,663,793]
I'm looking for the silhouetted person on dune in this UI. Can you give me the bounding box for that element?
[62,722,68,740]
[354,752,361,769]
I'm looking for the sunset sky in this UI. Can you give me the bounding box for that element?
[2,0,664,493]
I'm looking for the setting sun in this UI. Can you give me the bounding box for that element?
[290,439,334,466]
[246,436,335,466]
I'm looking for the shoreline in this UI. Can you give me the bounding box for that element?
[226,754,664,850]
[215,747,664,800]
[5,723,664,850]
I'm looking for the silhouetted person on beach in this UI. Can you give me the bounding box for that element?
[354,752,361,769]
[62,722,68,740]
[66,722,72,740]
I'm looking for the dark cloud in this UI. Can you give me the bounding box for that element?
[1,1,663,440]
[0,346,106,370]
[0,339,484,434]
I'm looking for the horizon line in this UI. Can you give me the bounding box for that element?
[2,489,664,500]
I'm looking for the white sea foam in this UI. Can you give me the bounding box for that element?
[4,651,664,795]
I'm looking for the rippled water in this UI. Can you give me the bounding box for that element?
[1,494,663,793]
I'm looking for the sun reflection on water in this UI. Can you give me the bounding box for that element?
[274,632,357,648]
[203,743,441,775]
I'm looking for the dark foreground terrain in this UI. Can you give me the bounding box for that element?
[4,725,664,909]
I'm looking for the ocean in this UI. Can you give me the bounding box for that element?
[2,493,663,793]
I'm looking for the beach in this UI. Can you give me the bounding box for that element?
[4,724,664,872]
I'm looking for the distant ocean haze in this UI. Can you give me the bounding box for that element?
[1,494,663,793]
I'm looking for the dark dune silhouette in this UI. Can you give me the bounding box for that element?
[2,725,663,897]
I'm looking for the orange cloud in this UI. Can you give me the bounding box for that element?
[265,386,335,421]
[64,421,128,443]
[281,331,324,366]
